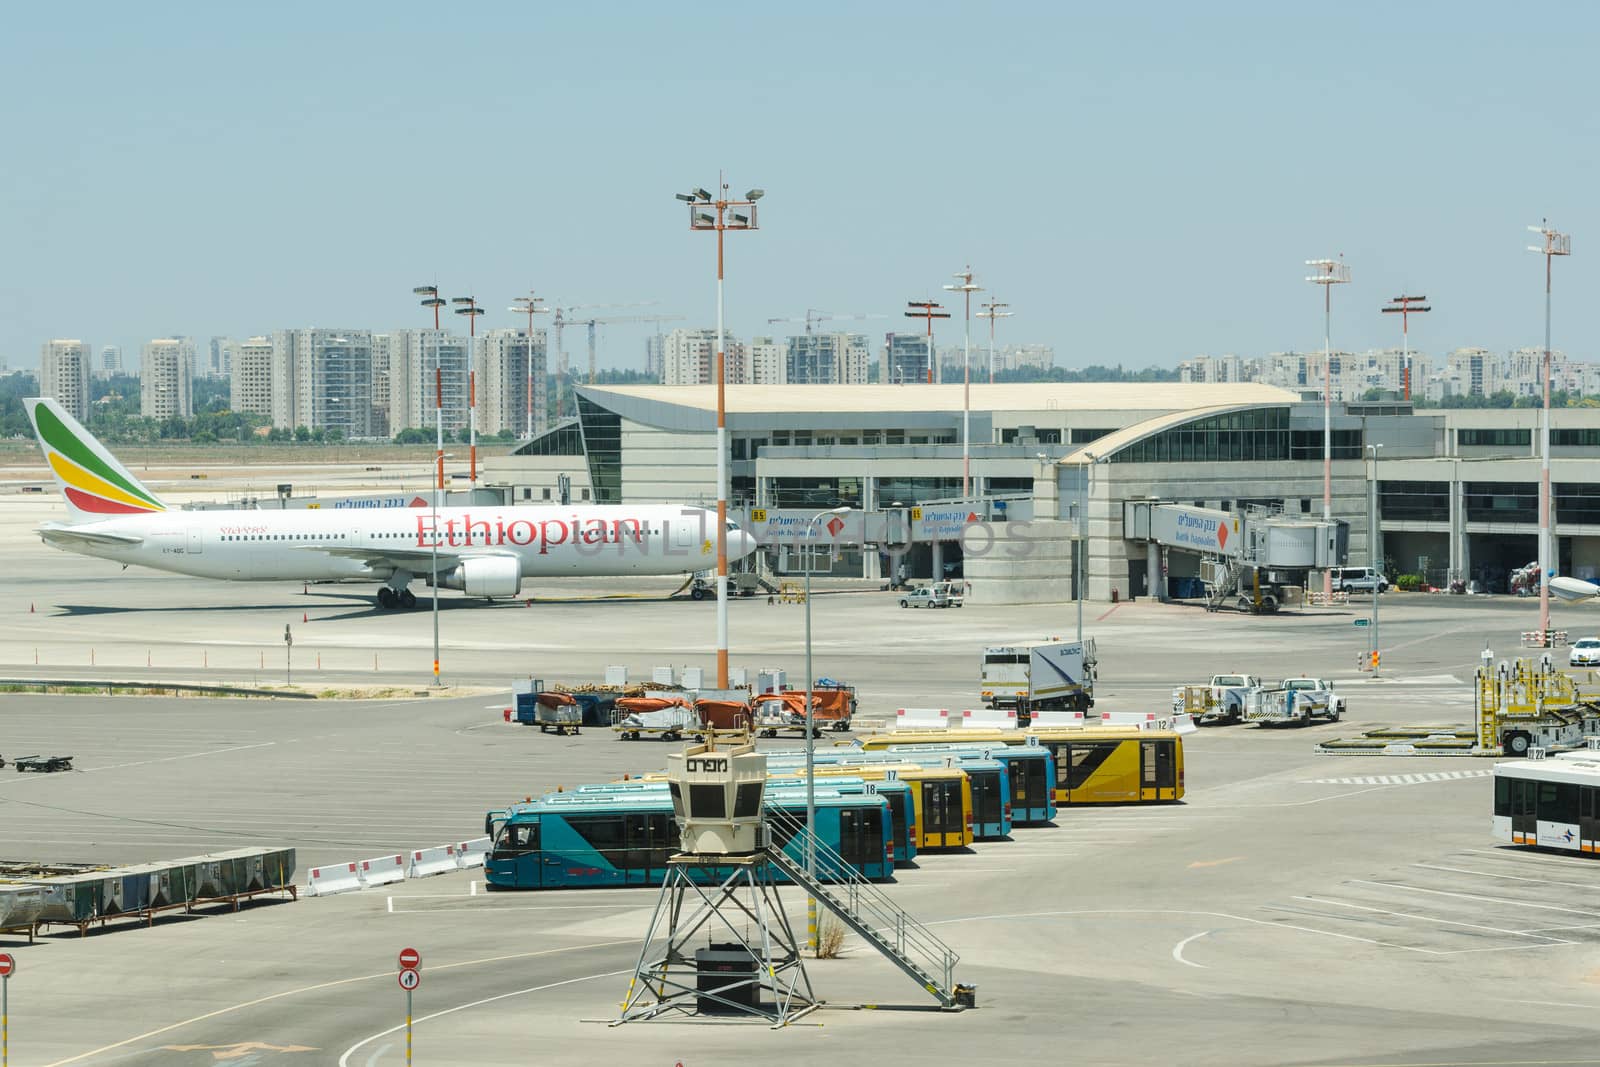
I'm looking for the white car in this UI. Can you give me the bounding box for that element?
[899,587,953,609]
[1571,638,1600,667]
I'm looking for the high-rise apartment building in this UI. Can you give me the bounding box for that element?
[748,336,787,385]
[267,330,373,437]
[205,337,232,378]
[662,328,749,385]
[141,338,194,419]
[882,333,933,384]
[786,333,870,384]
[99,345,122,378]
[230,337,273,418]
[476,328,548,438]
[387,329,472,435]
[40,340,93,420]
[370,333,395,437]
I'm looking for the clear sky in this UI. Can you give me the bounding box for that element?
[3,2,1597,374]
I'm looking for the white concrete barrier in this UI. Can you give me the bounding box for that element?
[456,836,492,869]
[1100,711,1194,734]
[959,708,1019,729]
[306,861,363,897]
[1029,710,1086,728]
[358,854,408,889]
[408,844,461,879]
[895,708,951,730]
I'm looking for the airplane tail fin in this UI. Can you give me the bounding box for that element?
[23,398,166,522]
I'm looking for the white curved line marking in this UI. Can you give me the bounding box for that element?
[1172,930,1211,968]
[363,1043,392,1067]
[338,969,627,1066]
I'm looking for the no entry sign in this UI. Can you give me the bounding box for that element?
[0,952,14,977]
[398,947,421,970]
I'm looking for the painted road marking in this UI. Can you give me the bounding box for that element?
[1171,931,1211,968]
[1303,770,1492,786]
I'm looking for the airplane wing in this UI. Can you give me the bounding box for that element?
[39,526,145,549]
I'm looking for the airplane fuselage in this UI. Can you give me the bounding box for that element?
[43,503,745,584]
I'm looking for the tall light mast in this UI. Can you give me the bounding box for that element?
[1528,221,1571,645]
[1306,256,1351,602]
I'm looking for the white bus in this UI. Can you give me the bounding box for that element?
[1492,750,1600,853]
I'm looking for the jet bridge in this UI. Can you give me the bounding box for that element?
[1123,501,1347,612]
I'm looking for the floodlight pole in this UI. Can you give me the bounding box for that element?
[977,298,1012,385]
[414,285,447,687]
[453,297,483,484]
[1529,221,1571,643]
[1381,295,1430,401]
[511,292,550,440]
[945,268,983,499]
[681,178,762,689]
[1306,257,1351,602]
[804,506,846,951]
[1366,444,1383,673]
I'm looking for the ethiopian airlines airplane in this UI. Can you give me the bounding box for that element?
[24,397,755,609]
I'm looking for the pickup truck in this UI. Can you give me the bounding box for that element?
[1280,677,1345,722]
[1172,673,1262,725]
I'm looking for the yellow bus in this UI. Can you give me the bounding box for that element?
[858,726,1183,805]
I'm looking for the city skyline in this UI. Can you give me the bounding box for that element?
[3,6,1598,373]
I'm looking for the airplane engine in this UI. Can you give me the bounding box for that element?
[439,556,523,598]
[1550,575,1600,602]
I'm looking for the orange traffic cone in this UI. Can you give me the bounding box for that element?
[302,612,308,623]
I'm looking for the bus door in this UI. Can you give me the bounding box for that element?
[1511,778,1537,844]
[922,779,965,848]
[488,820,540,888]
[1141,739,1178,801]
[969,770,1003,837]
[623,812,657,885]
[837,806,883,872]
[1582,787,1600,854]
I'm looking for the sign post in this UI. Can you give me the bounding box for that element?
[397,948,420,1065]
[0,952,15,1067]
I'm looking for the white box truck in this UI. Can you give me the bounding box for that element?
[981,639,1097,716]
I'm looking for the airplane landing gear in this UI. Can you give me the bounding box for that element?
[378,587,418,610]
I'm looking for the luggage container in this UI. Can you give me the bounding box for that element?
[695,698,752,732]
[613,696,700,741]
[533,692,584,735]
[0,884,45,935]
[31,873,103,932]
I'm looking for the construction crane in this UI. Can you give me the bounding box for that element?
[766,309,886,335]
[549,306,685,417]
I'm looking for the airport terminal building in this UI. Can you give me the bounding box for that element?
[482,383,1600,604]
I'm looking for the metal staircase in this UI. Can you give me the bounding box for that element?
[762,804,963,1008]
[1202,556,1241,612]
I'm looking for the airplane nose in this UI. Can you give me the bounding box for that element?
[730,530,757,560]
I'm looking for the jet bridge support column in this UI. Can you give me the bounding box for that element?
[1147,540,1162,603]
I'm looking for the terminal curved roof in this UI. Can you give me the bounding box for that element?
[1058,401,1288,464]
[581,382,1301,417]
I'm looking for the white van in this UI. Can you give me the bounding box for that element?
[1333,567,1389,593]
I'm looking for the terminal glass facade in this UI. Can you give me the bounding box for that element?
[1556,484,1600,526]
[1464,482,1539,524]
[575,395,622,503]
[1379,481,1450,522]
